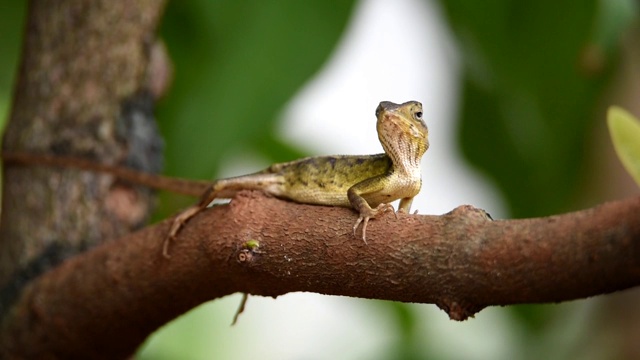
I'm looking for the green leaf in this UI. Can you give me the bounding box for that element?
[607,106,640,187]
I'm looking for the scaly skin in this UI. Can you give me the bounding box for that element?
[2,101,429,257]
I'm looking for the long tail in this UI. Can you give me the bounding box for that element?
[2,152,210,197]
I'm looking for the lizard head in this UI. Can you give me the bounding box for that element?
[376,101,429,169]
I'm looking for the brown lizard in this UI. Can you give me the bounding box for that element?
[2,100,429,257]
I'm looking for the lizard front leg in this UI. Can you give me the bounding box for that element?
[398,197,414,213]
[347,176,396,244]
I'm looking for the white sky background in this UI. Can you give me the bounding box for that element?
[146,0,515,359]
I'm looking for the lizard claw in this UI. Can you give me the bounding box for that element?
[352,216,369,245]
[353,203,395,244]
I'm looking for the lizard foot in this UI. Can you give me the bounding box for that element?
[163,205,203,258]
[352,203,396,244]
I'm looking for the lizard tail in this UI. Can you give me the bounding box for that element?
[2,152,210,197]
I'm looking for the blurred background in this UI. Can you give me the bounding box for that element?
[1,0,640,359]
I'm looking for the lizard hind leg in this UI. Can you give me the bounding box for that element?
[163,185,219,258]
[163,205,203,257]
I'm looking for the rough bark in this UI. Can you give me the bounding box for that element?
[1,192,639,358]
[0,0,166,284]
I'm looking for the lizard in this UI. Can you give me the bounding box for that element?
[2,100,429,258]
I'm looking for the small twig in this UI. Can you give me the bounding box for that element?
[231,294,249,326]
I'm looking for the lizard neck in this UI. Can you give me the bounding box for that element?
[378,118,429,177]
[386,141,426,178]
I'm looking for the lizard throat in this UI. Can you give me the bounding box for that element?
[387,145,424,177]
[379,127,428,175]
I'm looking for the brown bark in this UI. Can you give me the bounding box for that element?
[0,0,166,283]
[1,192,639,358]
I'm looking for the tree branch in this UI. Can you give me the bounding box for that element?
[2,192,639,358]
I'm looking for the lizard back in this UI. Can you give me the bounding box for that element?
[268,154,392,207]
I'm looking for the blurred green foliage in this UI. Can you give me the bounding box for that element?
[439,0,635,218]
[0,1,26,125]
[153,0,356,216]
[157,0,355,180]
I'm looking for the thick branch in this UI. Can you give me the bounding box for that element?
[2,192,639,358]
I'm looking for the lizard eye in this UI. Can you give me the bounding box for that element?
[414,111,423,120]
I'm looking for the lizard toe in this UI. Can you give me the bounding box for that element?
[360,217,370,245]
[353,216,363,237]
[376,203,397,219]
[352,216,369,245]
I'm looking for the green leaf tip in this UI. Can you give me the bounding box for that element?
[243,239,260,250]
[607,106,640,187]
